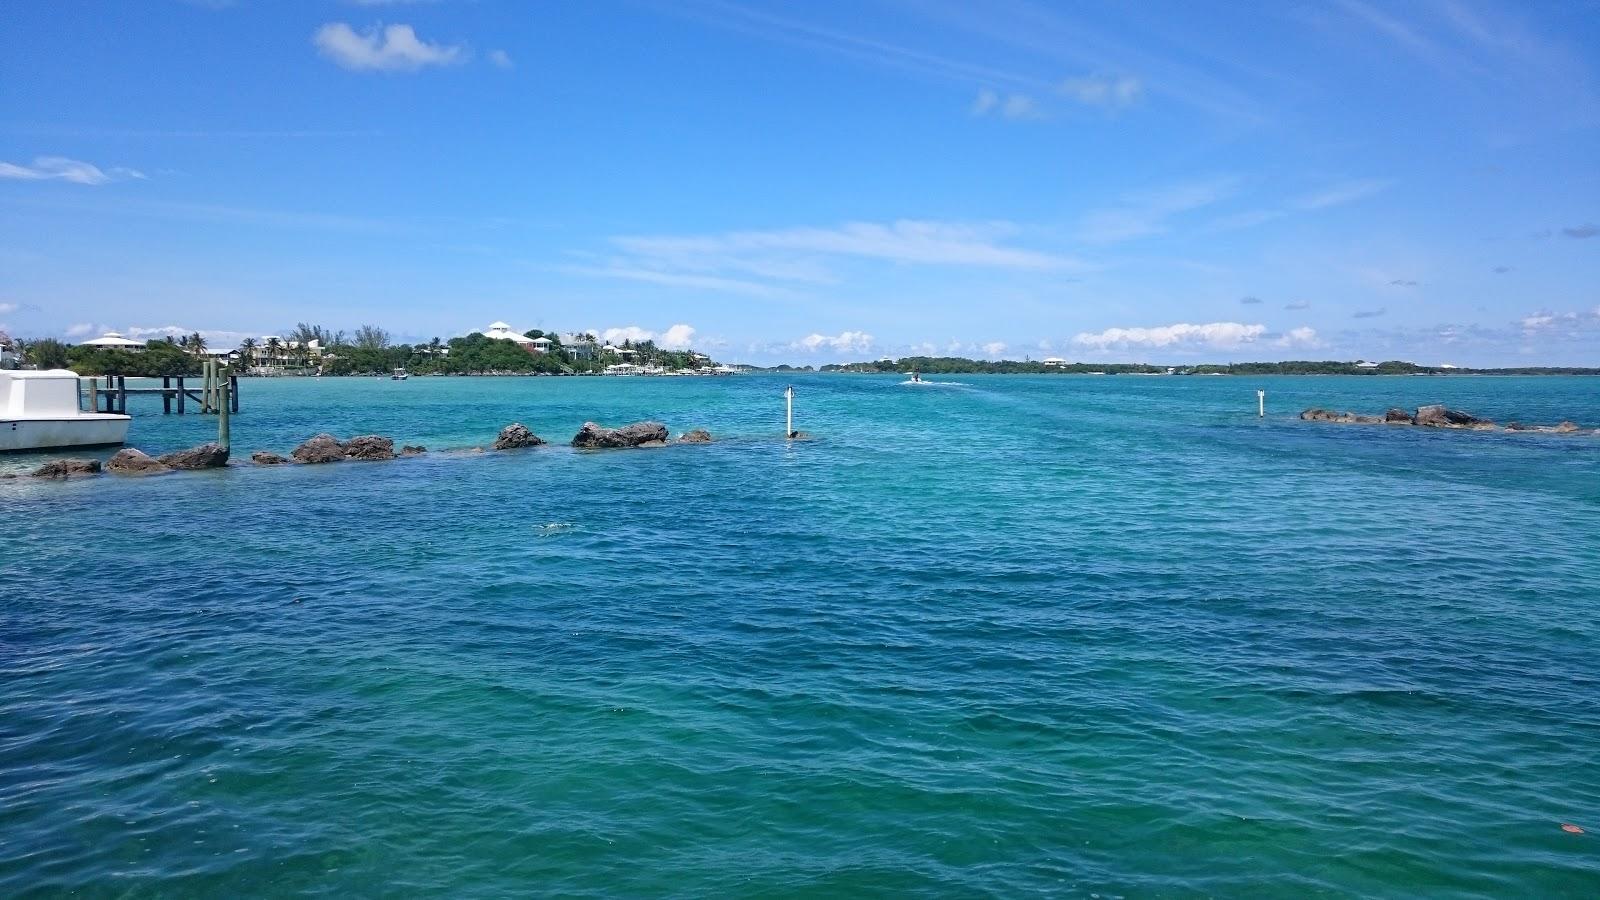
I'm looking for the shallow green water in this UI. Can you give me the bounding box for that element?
[3,375,1598,896]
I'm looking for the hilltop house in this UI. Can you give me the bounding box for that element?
[562,334,597,360]
[78,332,145,352]
[529,336,554,354]
[483,322,538,353]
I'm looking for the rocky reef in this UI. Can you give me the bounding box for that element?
[1301,404,1591,434]
[571,421,670,449]
[492,423,544,450]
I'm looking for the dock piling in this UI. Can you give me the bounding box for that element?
[785,385,794,437]
[1257,389,1265,418]
[218,377,231,451]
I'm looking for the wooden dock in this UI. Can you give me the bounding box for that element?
[82,374,240,415]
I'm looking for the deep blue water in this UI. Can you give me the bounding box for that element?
[3,374,1598,896]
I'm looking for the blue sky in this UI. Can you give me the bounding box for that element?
[2,0,1597,365]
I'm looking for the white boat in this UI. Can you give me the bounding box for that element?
[391,368,409,381]
[1,369,130,452]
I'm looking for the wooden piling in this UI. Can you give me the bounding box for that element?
[118,376,128,414]
[88,377,98,413]
[229,375,239,413]
[162,376,171,414]
[218,378,231,450]
[177,376,185,414]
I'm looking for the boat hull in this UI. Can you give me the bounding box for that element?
[0,415,131,453]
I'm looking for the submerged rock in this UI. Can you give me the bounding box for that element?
[492,423,545,450]
[32,458,101,478]
[678,429,713,443]
[1299,408,1342,422]
[1385,408,1413,424]
[106,448,171,475]
[400,445,427,456]
[158,443,230,470]
[292,433,346,464]
[343,435,396,461]
[251,450,290,465]
[571,421,670,449]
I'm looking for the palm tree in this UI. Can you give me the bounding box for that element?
[238,337,257,368]
[265,337,282,370]
[188,332,207,357]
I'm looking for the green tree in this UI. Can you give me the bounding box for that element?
[27,338,70,369]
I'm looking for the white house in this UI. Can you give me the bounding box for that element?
[0,333,19,369]
[483,321,537,351]
[562,334,597,359]
[529,336,554,354]
[1042,357,1067,367]
[78,331,145,352]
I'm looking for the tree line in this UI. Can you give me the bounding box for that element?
[10,323,717,377]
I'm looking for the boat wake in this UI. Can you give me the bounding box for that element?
[534,523,580,537]
[899,379,966,387]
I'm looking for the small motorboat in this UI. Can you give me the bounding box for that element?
[1,369,130,452]
[391,368,409,381]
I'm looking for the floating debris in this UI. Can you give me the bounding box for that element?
[1561,823,1584,834]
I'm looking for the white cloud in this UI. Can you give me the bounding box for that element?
[0,303,16,315]
[65,322,101,338]
[599,323,697,350]
[981,341,1007,356]
[794,331,874,353]
[971,88,999,115]
[312,22,467,72]
[1072,321,1267,350]
[0,156,145,185]
[488,49,514,69]
[1275,326,1321,348]
[1058,74,1143,108]
[1077,177,1239,243]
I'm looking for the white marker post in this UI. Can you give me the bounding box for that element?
[785,385,794,437]
[1257,389,1266,418]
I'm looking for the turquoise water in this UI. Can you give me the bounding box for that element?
[3,375,1598,896]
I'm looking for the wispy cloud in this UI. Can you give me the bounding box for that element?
[1294,177,1392,210]
[1353,307,1387,319]
[1058,74,1143,107]
[1239,295,1263,305]
[1077,176,1239,243]
[313,22,467,72]
[562,265,783,297]
[971,88,1041,119]
[1072,321,1267,350]
[1387,279,1418,287]
[0,156,145,185]
[488,49,514,70]
[1562,224,1597,239]
[580,219,1082,295]
[1285,300,1311,310]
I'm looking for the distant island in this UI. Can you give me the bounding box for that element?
[806,357,1600,376]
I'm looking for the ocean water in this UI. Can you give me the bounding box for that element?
[3,374,1598,897]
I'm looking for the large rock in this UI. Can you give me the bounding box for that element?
[1385,408,1413,423]
[251,450,290,465]
[343,435,395,461]
[678,429,713,443]
[32,458,101,478]
[106,448,171,475]
[292,433,346,464]
[492,423,545,450]
[1414,405,1490,428]
[571,421,670,449]
[158,442,230,470]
